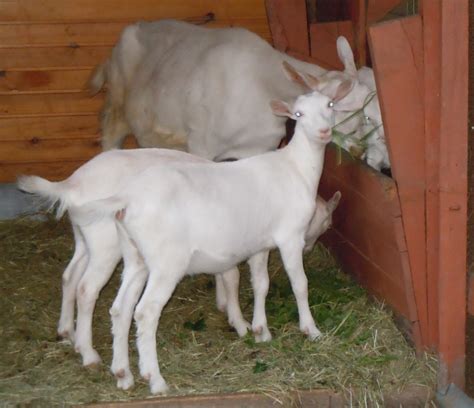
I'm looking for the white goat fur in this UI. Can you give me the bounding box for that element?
[91,20,387,169]
[78,83,350,393]
[90,20,387,329]
[17,146,340,390]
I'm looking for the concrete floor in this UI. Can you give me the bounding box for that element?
[0,183,45,220]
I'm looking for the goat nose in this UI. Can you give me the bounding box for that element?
[320,128,331,135]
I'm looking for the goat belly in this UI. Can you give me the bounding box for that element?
[186,249,247,275]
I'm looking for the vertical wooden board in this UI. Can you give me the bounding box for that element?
[265,0,309,54]
[309,21,354,70]
[349,0,367,66]
[368,16,428,347]
[436,0,469,390]
[421,0,441,349]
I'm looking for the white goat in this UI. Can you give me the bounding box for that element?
[90,20,384,166]
[79,81,351,393]
[17,147,340,383]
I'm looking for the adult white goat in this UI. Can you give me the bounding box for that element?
[79,80,351,393]
[90,20,385,167]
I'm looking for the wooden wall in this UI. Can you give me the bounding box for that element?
[0,0,271,182]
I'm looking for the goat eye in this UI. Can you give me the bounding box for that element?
[295,111,303,117]
[328,101,334,108]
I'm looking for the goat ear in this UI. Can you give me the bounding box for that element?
[270,100,292,118]
[332,79,354,102]
[282,61,322,91]
[337,36,357,77]
[328,191,341,212]
[282,61,312,91]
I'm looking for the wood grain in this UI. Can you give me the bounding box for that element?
[0,69,91,93]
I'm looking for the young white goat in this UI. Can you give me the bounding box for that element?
[17,148,340,378]
[79,81,351,393]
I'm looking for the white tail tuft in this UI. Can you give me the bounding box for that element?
[88,61,108,96]
[16,175,70,219]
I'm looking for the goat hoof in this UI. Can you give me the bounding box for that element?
[117,374,134,390]
[150,376,169,394]
[254,326,272,343]
[82,350,102,367]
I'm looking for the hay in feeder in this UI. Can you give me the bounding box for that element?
[0,216,437,406]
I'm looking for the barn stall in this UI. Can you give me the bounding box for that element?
[0,0,470,406]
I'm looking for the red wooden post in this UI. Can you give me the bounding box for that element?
[421,0,441,350]
[368,16,428,348]
[435,0,469,390]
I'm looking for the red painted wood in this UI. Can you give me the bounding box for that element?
[367,0,403,23]
[264,0,309,55]
[319,146,422,346]
[349,0,367,66]
[309,21,354,70]
[421,0,441,350]
[435,0,469,390]
[368,16,428,347]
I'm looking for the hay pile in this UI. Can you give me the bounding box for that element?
[0,216,436,406]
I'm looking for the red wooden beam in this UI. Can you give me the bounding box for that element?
[421,0,441,350]
[435,0,469,390]
[368,16,428,348]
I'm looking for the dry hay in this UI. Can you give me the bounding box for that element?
[0,216,437,407]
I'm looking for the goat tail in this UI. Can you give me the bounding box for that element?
[17,175,70,219]
[88,61,108,96]
[72,195,129,227]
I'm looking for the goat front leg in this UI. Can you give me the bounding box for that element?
[248,251,272,342]
[278,239,321,340]
[220,267,251,337]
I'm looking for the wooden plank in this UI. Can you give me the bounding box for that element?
[309,21,354,70]
[265,0,309,55]
[349,0,367,66]
[0,137,102,162]
[0,134,139,162]
[0,92,103,116]
[436,0,469,390]
[0,160,86,182]
[0,69,91,93]
[0,19,271,48]
[367,0,404,23]
[0,114,99,141]
[319,146,416,323]
[421,0,441,349]
[368,16,427,349]
[0,135,138,182]
[0,46,111,70]
[0,0,268,23]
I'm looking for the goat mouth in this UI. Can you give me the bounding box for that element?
[318,133,332,142]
